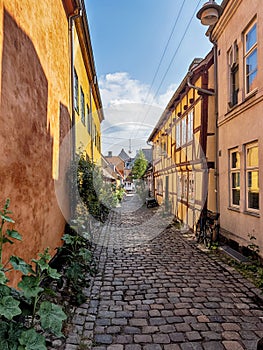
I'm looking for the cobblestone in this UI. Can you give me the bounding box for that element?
[63,194,263,349]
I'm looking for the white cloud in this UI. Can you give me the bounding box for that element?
[99,72,177,109]
[98,72,178,157]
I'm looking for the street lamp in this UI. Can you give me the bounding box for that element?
[196,0,223,26]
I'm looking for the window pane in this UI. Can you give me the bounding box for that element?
[182,118,187,145]
[232,189,240,206]
[247,170,259,209]
[247,69,258,93]
[246,49,257,75]
[232,172,240,187]
[246,23,257,52]
[247,146,258,167]
[176,123,181,148]
[231,151,240,168]
[187,111,193,142]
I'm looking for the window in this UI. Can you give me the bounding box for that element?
[189,172,195,203]
[176,122,181,148]
[228,42,239,106]
[246,142,259,210]
[229,149,240,207]
[87,104,91,133]
[181,117,187,145]
[244,22,257,94]
[73,68,79,113]
[187,110,193,142]
[80,87,85,125]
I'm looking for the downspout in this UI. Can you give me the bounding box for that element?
[69,7,82,161]
[187,74,215,96]
[210,39,220,223]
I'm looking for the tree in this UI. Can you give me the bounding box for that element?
[132,150,148,179]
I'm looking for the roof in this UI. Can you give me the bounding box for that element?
[118,148,131,161]
[63,0,104,122]
[141,148,152,163]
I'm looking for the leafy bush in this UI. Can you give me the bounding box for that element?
[0,199,67,350]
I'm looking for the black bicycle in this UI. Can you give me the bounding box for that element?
[195,210,220,248]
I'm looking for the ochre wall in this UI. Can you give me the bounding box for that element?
[73,25,102,164]
[213,0,263,255]
[0,1,71,285]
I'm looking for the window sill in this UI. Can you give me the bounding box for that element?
[228,206,240,212]
[225,88,258,116]
[244,210,260,218]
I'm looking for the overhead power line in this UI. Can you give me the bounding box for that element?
[130,0,186,140]
[133,0,203,140]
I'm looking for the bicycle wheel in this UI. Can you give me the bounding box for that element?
[204,225,213,248]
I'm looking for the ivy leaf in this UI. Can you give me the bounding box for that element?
[18,276,43,299]
[32,258,49,272]
[0,320,23,350]
[37,301,67,337]
[0,295,21,320]
[0,284,11,298]
[10,256,33,275]
[0,271,8,285]
[18,328,46,350]
[0,214,15,223]
[6,229,22,241]
[61,234,75,245]
[79,248,92,262]
[47,267,61,279]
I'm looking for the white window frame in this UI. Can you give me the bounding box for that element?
[228,42,239,107]
[187,110,193,142]
[229,148,240,207]
[244,21,257,95]
[176,121,181,148]
[245,142,259,212]
[181,117,187,145]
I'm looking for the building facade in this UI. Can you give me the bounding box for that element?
[71,0,103,164]
[0,0,103,284]
[148,52,216,229]
[210,0,263,254]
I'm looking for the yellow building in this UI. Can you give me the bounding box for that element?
[148,51,216,229]
[0,0,103,285]
[68,0,104,164]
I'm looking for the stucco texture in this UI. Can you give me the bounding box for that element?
[0,1,71,285]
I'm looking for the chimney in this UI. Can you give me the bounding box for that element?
[108,151,112,157]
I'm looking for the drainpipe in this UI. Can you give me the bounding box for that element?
[69,7,82,161]
[187,74,215,96]
[210,39,220,223]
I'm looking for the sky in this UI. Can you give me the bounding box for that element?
[85,0,213,157]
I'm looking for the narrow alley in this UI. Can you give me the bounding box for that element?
[64,194,263,350]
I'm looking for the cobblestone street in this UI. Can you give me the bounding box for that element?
[65,194,263,350]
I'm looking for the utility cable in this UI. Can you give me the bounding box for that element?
[129,0,186,140]
[133,0,203,140]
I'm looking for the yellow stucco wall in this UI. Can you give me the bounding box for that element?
[0,1,71,285]
[73,25,101,165]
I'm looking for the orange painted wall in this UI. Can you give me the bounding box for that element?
[0,1,71,285]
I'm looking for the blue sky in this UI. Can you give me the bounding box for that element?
[85,0,213,156]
